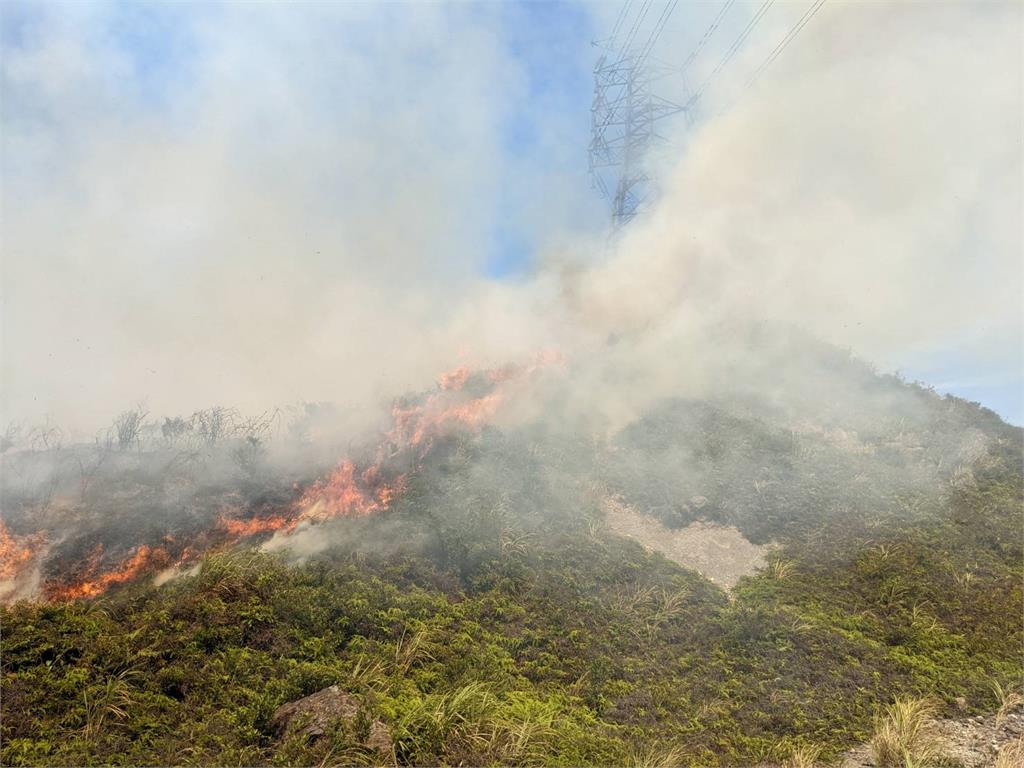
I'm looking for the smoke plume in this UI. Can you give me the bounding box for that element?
[2,1,1020,434]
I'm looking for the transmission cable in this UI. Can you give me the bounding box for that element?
[687,0,775,108]
[746,0,827,87]
[680,0,736,73]
[635,0,679,70]
[618,0,654,61]
[609,0,634,43]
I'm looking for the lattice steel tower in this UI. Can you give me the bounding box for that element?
[588,0,691,230]
[589,49,687,230]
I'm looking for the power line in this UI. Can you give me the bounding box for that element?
[589,0,830,232]
[618,0,654,58]
[609,0,634,40]
[746,0,827,88]
[680,0,735,73]
[635,0,679,70]
[687,0,775,108]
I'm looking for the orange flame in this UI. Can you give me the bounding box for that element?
[36,353,565,601]
[0,521,45,582]
[296,459,406,522]
[389,390,504,448]
[49,544,173,601]
[217,513,295,538]
[438,365,471,390]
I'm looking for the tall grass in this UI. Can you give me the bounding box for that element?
[869,697,946,768]
[394,682,497,762]
[782,744,822,768]
[82,670,137,740]
[626,744,686,768]
[994,738,1023,768]
[991,679,1024,726]
[394,684,575,765]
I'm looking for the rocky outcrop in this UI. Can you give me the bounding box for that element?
[271,685,392,755]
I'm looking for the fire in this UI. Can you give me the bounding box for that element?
[297,459,400,521]
[389,390,504,448]
[293,359,553,522]
[438,366,471,390]
[218,513,295,538]
[48,544,173,601]
[28,353,565,601]
[0,520,45,582]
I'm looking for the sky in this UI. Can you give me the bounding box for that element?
[1,0,1021,430]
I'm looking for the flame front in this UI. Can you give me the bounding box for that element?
[297,459,401,521]
[0,521,44,582]
[29,353,563,601]
[389,390,504,449]
[218,513,295,537]
[47,544,173,601]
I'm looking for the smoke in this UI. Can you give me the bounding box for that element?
[2,0,1020,435]
[562,1,1022,424]
[0,2,591,435]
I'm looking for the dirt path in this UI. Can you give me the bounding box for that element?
[603,498,770,589]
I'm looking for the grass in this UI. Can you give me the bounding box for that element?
[626,745,686,768]
[992,679,1024,726]
[81,670,137,741]
[766,557,796,580]
[869,697,947,768]
[782,744,822,768]
[994,738,1023,768]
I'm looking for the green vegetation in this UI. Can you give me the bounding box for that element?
[2,357,1022,766]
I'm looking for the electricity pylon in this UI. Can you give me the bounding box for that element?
[589,50,687,230]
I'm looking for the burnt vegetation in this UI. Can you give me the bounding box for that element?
[1,344,1022,766]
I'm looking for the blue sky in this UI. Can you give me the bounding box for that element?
[2,1,1020,428]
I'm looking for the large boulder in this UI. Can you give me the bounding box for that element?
[271,685,392,754]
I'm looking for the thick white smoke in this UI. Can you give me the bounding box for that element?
[559,0,1022,425]
[1,1,1020,435]
[0,2,592,435]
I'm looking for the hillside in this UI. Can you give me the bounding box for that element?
[1,341,1022,767]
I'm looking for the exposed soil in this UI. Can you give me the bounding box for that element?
[603,497,770,589]
[839,711,1024,768]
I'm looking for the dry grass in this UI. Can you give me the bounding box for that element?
[869,696,947,768]
[347,654,387,692]
[994,738,1024,768]
[766,557,796,580]
[393,627,436,675]
[486,697,560,762]
[992,679,1024,726]
[626,745,686,768]
[782,744,822,768]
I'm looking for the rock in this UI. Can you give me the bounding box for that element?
[271,685,392,754]
[366,719,392,754]
[272,685,359,739]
